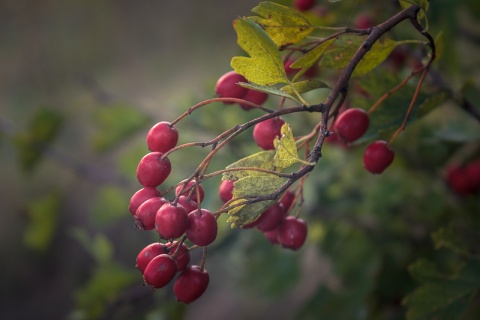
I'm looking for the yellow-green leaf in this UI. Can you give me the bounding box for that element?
[399,0,429,20]
[280,79,329,96]
[291,38,336,80]
[231,18,288,86]
[274,123,315,169]
[223,150,276,181]
[238,82,299,103]
[249,1,314,48]
[434,31,444,62]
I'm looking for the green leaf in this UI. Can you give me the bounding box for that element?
[23,192,61,252]
[231,18,288,86]
[431,227,474,257]
[290,38,336,81]
[399,0,429,20]
[273,123,315,169]
[434,31,445,62]
[280,79,330,95]
[70,229,114,265]
[14,108,63,172]
[249,1,314,48]
[92,104,149,152]
[222,150,276,181]
[238,82,299,103]
[227,175,287,227]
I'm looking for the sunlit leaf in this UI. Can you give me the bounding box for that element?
[274,123,315,169]
[290,38,336,80]
[222,150,276,181]
[280,79,330,95]
[249,1,314,48]
[238,82,299,103]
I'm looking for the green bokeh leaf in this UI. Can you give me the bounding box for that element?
[91,186,129,226]
[223,150,276,181]
[249,1,314,48]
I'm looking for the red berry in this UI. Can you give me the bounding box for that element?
[253,117,285,150]
[294,0,315,12]
[143,254,178,288]
[256,203,285,232]
[129,187,162,215]
[240,89,268,110]
[334,108,369,143]
[186,209,218,246]
[363,140,395,174]
[354,13,375,29]
[177,195,198,214]
[215,71,248,104]
[446,165,476,196]
[135,197,167,230]
[174,265,209,304]
[278,216,308,250]
[146,121,179,153]
[280,191,295,213]
[136,242,168,273]
[264,228,280,245]
[155,203,188,240]
[175,180,205,203]
[219,180,235,203]
[136,152,171,187]
[465,161,480,191]
[166,241,190,271]
[284,58,297,77]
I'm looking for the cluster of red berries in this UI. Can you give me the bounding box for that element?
[130,121,216,303]
[445,160,480,196]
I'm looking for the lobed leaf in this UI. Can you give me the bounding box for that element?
[280,79,330,96]
[222,150,276,181]
[290,38,336,81]
[238,82,300,103]
[274,123,315,169]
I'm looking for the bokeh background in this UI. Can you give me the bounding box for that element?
[1,0,480,319]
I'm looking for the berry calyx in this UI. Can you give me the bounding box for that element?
[136,152,171,187]
[129,187,162,215]
[175,180,205,203]
[174,265,209,304]
[278,216,308,250]
[166,241,190,271]
[219,180,235,203]
[363,140,395,174]
[253,117,285,150]
[215,71,248,104]
[143,254,178,289]
[155,203,188,240]
[186,209,218,246]
[334,108,369,143]
[136,242,168,273]
[146,121,178,153]
[135,197,167,230]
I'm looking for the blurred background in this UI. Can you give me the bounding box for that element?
[1,0,479,319]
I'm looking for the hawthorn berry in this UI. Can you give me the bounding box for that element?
[363,140,395,174]
[129,187,162,215]
[143,254,178,289]
[239,89,268,110]
[186,209,218,246]
[256,203,285,232]
[166,241,190,271]
[354,13,375,29]
[280,190,295,213]
[219,180,235,203]
[136,242,168,274]
[155,203,188,239]
[215,71,248,104]
[177,195,198,214]
[278,216,308,250]
[253,117,285,150]
[146,121,178,153]
[294,0,315,12]
[136,152,171,187]
[174,265,209,304]
[175,180,204,203]
[135,197,167,230]
[264,228,280,245]
[334,108,369,143]
[465,160,480,191]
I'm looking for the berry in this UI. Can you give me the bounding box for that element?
[136,242,168,273]
[465,161,480,191]
[129,187,162,215]
[177,195,198,214]
[136,152,171,187]
[280,191,295,213]
[186,209,218,246]
[166,241,190,271]
[284,58,297,77]
[155,203,188,239]
[174,265,209,304]
[256,203,285,232]
[135,197,167,230]
[143,254,178,289]
[253,117,285,150]
[354,13,375,29]
[215,71,248,104]
[278,216,308,250]
[146,121,179,153]
[219,180,235,202]
[294,0,315,12]
[264,228,280,245]
[334,108,369,143]
[239,89,268,110]
[363,140,395,174]
[175,180,205,203]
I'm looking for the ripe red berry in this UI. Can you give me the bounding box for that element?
[446,165,472,195]
[136,242,168,273]
[354,13,375,29]
[215,71,248,104]
[256,203,285,232]
[175,180,205,203]
[239,89,269,110]
[146,121,179,153]
[264,228,280,245]
[186,209,218,246]
[284,58,297,77]
[129,187,162,215]
[166,241,190,271]
[294,0,315,12]
[177,195,198,214]
[174,265,209,304]
[155,203,188,240]
[134,197,167,230]
[465,161,480,191]
[334,108,369,143]
[219,180,235,203]
[280,191,295,213]
[253,117,285,150]
[278,216,308,250]
[143,254,178,289]
[363,140,395,174]
[136,152,171,187]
